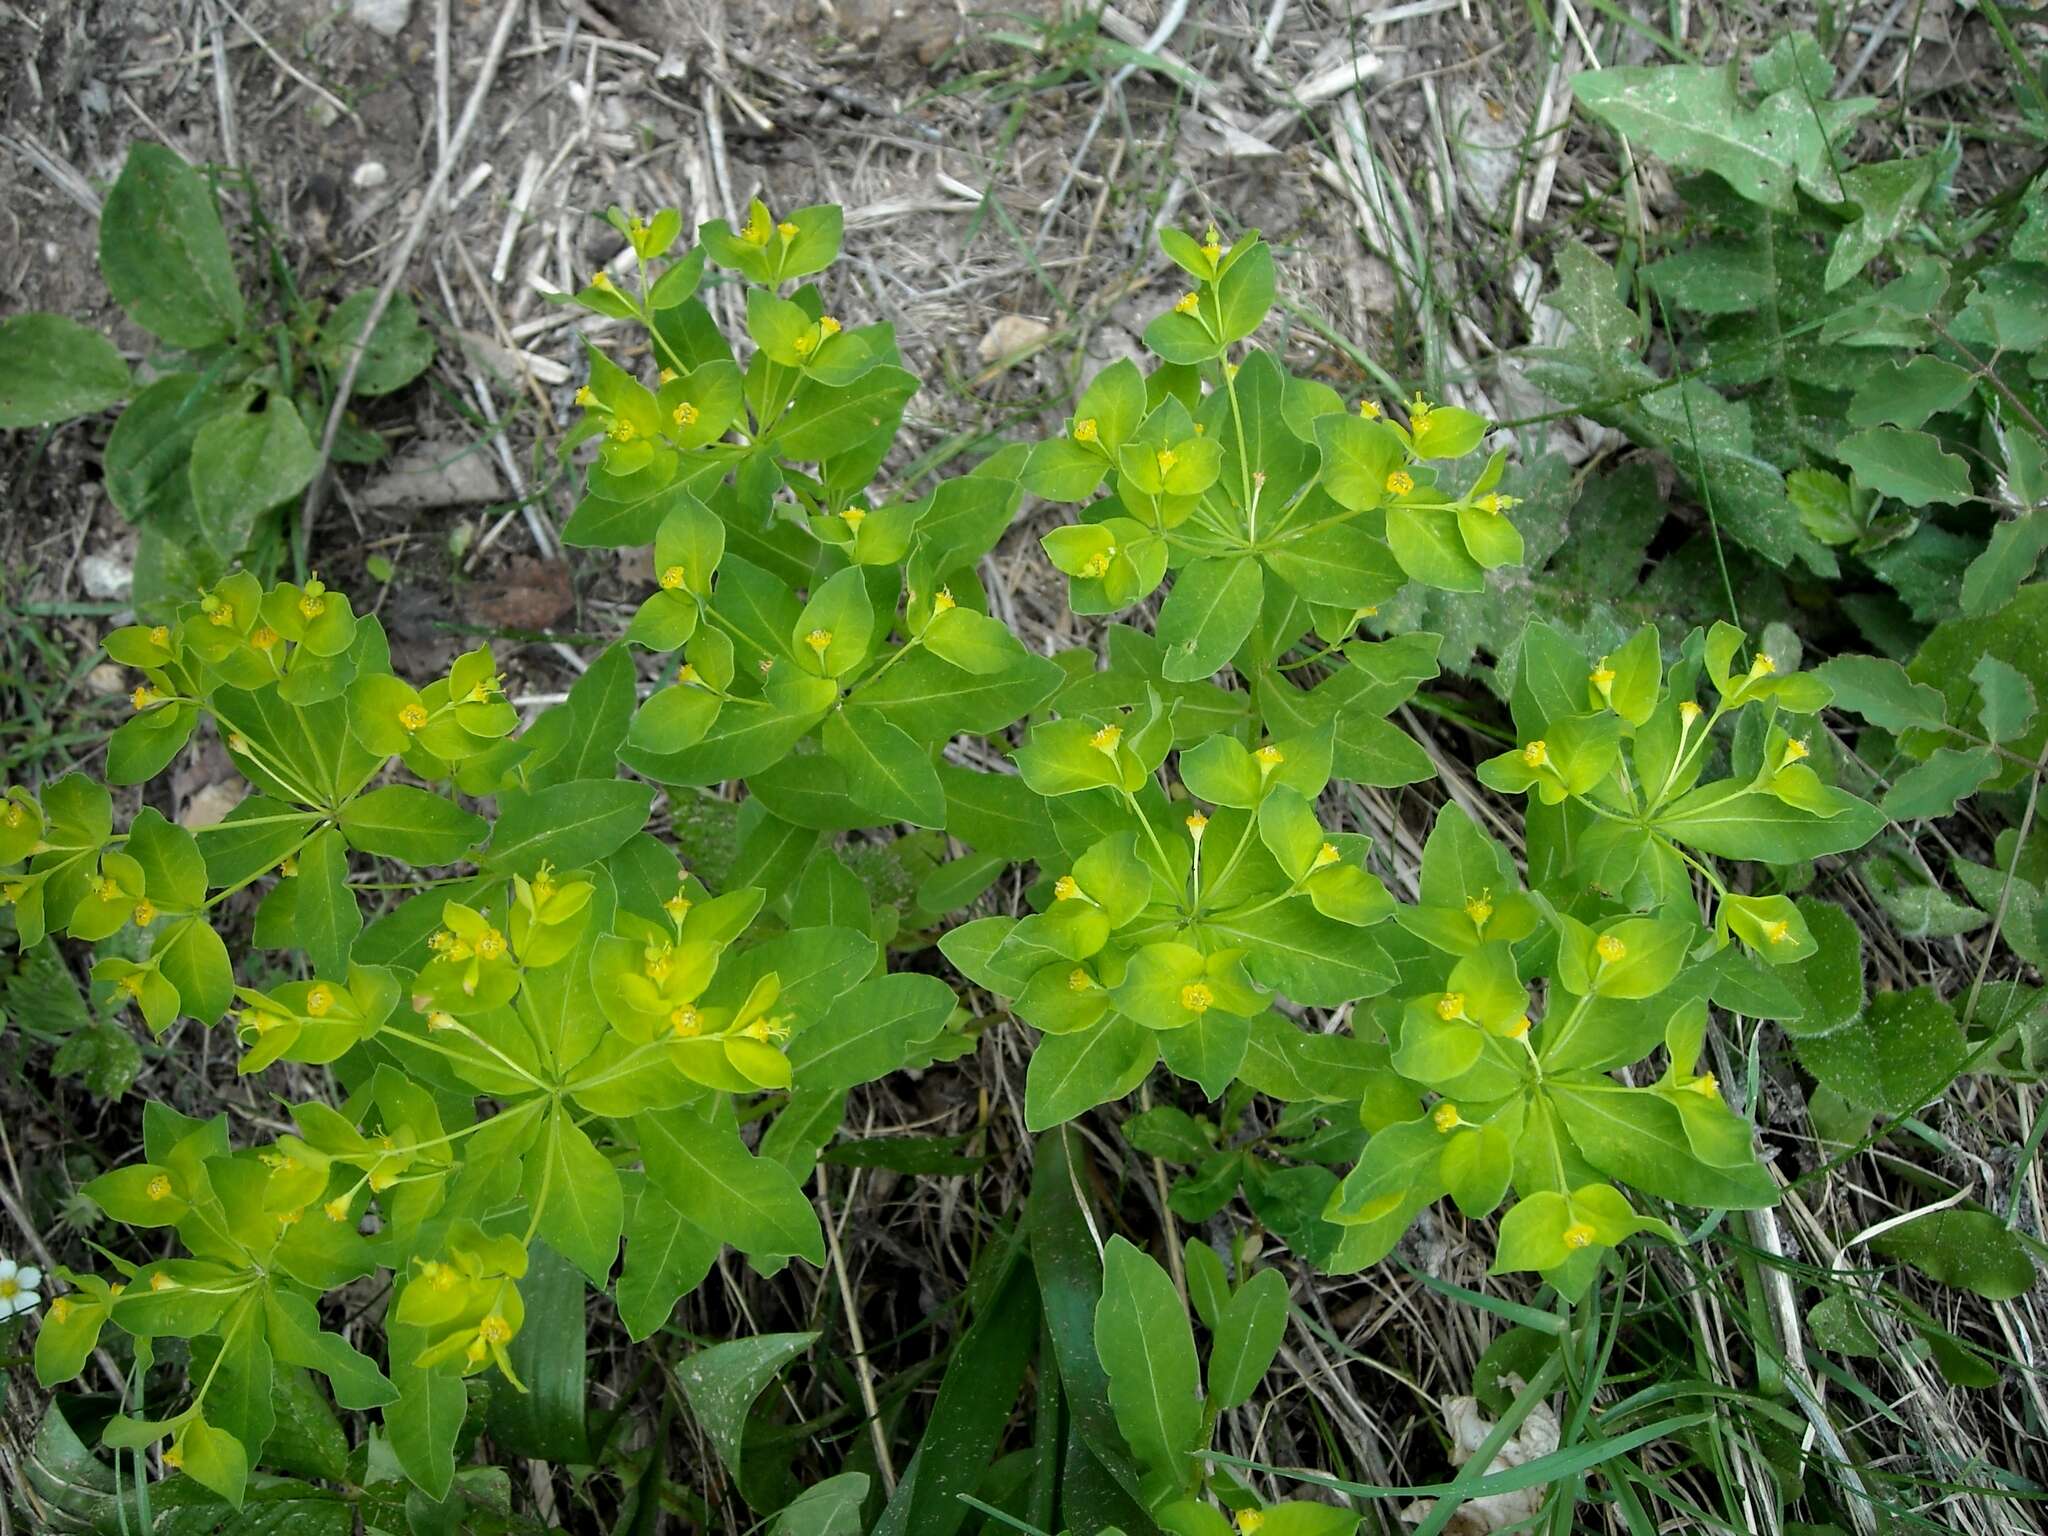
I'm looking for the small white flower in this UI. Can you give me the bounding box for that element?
[0,1255,43,1318]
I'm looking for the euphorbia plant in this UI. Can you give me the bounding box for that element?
[4,202,1893,1529]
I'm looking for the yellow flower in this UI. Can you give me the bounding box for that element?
[1590,662,1615,691]
[805,628,833,655]
[208,602,235,628]
[49,1296,72,1324]
[818,315,841,338]
[1432,1102,1462,1132]
[677,663,700,686]
[1079,550,1112,579]
[1764,919,1793,945]
[1679,700,1702,725]
[149,624,170,647]
[1181,981,1214,1014]
[1464,893,1493,927]
[1173,291,1200,316]
[298,580,327,619]
[1407,391,1434,427]
[1090,724,1122,754]
[324,1196,351,1222]
[842,506,867,530]
[419,1260,456,1290]
[1053,875,1081,902]
[1595,933,1627,963]
[1386,470,1414,496]
[933,588,956,613]
[427,1010,456,1032]
[741,206,772,246]
[250,624,279,650]
[1562,1221,1596,1251]
[130,685,156,712]
[476,928,506,961]
[659,564,687,591]
[147,1174,173,1201]
[94,876,120,901]
[673,400,700,429]
[777,220,798,240]
[1474,492,1517,514]
[591,271,616,292]
[1072,417,1098,444]
[1436,992,1464,1020]
[575,385,597,407]
[1254,744,1285,771]
[1505,1013,1532,1039]
[1359,399,1382,420]
[1236,1511,1266,1536]
[1785,737,1810,762]
[1156,447,1178,475]
[1067,968,1093,991]
[162,1445,184,1470]
[1691,1072,1720,1099]
[670,1005,702,1038]
[478,1313,512,1344]
[305,985,334,1017]
[793,333,816,356]
[741,1016,789,1043]
[399,702,429,732]
[1186,813,1209,839]
[659,368,677,383]
[1314,842,1340,868]
[150,1270,175,1291]
[1201,226,1223,264]
[1749,652,1776,679]
[610,417,637,443]
[663,889,693,922]
[1521,739,1548,768]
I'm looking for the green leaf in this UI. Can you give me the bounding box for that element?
[528,1101,624,1284]
[98,142,246,347]
[1811,655,1948,734]
[1024,1014,1158,1131]
[1838,426,1973,508]
[1654,783,1883,862]
[487,778,656,871]
[1872,1209,2037,1301]
[1387,503,1485,592]
[339,784,486,865]
[1096,1236,1203,1495]
[774,1473,872,1536]
[318,291,435,396]
[487,1240,593,1464]
[1570,66,1865,213]
[1971,655,2036,744]
[1206,1265,1289,1411]
[0,314,129,426]
[822,707,945,828]
[617,1176,720,1340]
[187,394,319,563]
[1845,356,1974,430]
[1155,557,1264,681]
[1548,1085,1777,1208]
[676,1332,819,1482]
[636,1105,825,1265]
[1880,746,1999,820]
[1794,986,1965,1116]
[1314,414,1405,511]
[788,970,954,1089]
[295,827,360,978]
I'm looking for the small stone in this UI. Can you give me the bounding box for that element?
[85,663,127,696]
[79,552,132,600]
[977,314,1052,368]
[351,160,389,190]
[350,0,411,38]
[181,781,245,831]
